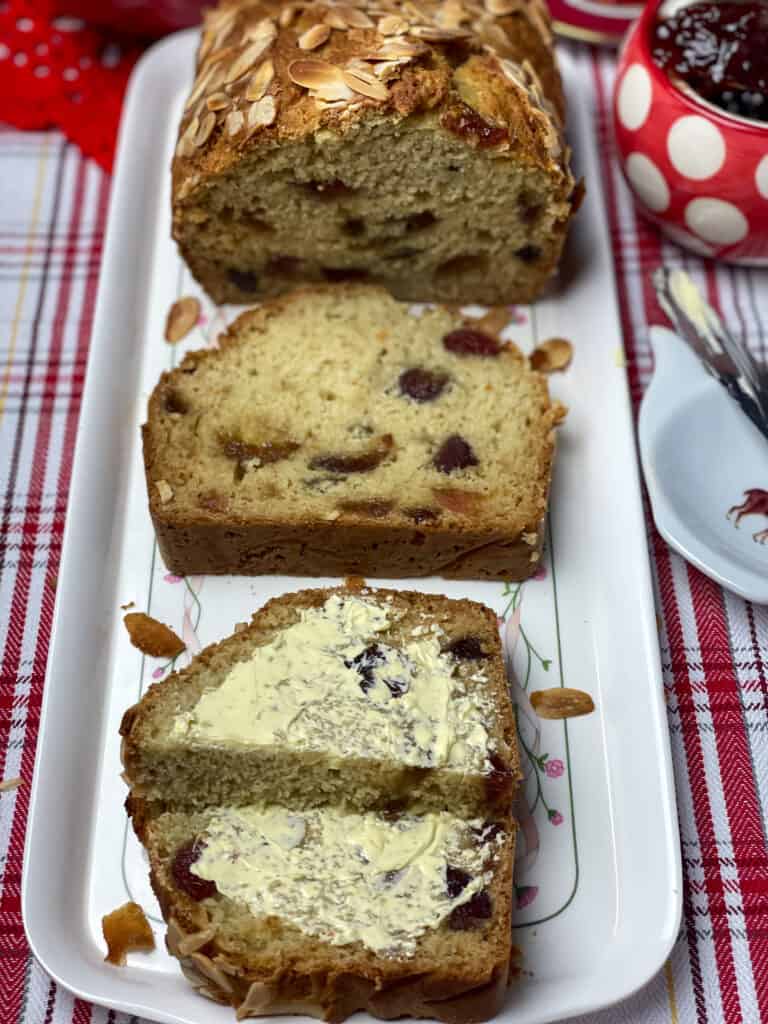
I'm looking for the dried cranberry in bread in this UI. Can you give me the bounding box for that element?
[143,285,565,580]
[172,0,578,306]
[120,585,519,816]
[126,795,518,1023]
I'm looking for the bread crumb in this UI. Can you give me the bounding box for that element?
[530,687,594,719]
[121,601,135,611]
[530,338,572,373]
[0,777,22,793]
[156,479,173,504]
[102,901,155,966]
[344,576,367,591]
[124,613,185,658]
[324,510,341,521]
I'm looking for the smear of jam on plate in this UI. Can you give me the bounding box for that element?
[652,1,768,123]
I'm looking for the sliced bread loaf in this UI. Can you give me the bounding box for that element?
[144,284,565,579]
[120,585,518,816]
[127,795,517,1022]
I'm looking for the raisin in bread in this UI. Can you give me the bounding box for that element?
[121,586,518,816]
[172,0,580,306]
[127,795,517,1023]
[144,285,564,580]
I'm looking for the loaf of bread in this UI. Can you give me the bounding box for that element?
[127,794,517,1023]
[121,585,519,817]
[172,0,579,306]
[143,285,564,580]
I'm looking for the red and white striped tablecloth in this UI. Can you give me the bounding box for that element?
[1,46,767,1024]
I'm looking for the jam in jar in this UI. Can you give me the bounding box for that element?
[652,1,768,123]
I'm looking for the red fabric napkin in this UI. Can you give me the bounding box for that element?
[0,0,149,170]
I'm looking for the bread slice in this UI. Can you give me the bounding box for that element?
[143,284,564,579]
[127,795,517,1023]
[120,585,519,817]
[172,0,578,308]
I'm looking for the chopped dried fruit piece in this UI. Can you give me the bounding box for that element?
[337,499,394,517]
[443,329,501,357]
[434,435,478,473]
[165,297,201,344]
[446,636,486,660]
[530,687,594,719]
[102,901,155,965]
[432,488,483,514]
[446,866,471,898]
[448,889,493,930]
[172,840,218,901]
[220,436,300,465]
[399,368,449,402]
[404,506,441,524]
[227,268,260,292]
[530,338,573,373]
[345,643,386,694]
[441,102,508,148]
[310,435,393,474]
[123,613,185,658]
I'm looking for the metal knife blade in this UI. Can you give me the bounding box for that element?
[652,267,768,444]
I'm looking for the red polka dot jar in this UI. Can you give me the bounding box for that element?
[613,0,768,265]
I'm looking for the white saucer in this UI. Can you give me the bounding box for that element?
[639,326,768,604]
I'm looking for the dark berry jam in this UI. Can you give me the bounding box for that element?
[652,1,768,123]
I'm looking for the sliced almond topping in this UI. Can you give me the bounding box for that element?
[165,296,201,343]
[299,23,331,49]
[279,4,296,27]
[226,109,245,136]
[342,67,389,100]
[195,111,217,147]
[438,0,468,28]
[485,0,521,13]
[466,307,513,336]
[248,95,277,130]
[288,58,355,102]
[245,16,277,42]
[226,40,270,84]
[206,91,231,111]
[175,115,199,158]
[185,63,215,109]
[155,479,174,504]
[530,337,573,373]
[530,687,594,720]
[376,37,427,58]
[377,14,409,34]
[409,23,472,39]
[324,8,351,29]
[246,59,274,101]
[336,4,375,27]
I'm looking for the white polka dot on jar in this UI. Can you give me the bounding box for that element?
[626,153,670,212]
[756,155,768,199]
[667,116,726,180]
[617,64,652,131]
[684,198,749,245]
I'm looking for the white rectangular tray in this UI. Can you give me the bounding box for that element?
[23,31,681,1024]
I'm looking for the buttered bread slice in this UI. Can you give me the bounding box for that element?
[120,585,518,816]
[128,796,517,1022]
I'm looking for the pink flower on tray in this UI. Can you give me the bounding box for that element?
[152,667,165,679]
[532,563,547,581]
[515,885,539,910]
[545,758,564,779]
[164,573,183,584]
[549,809,564,826]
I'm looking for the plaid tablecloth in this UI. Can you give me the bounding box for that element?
[1,44,767,1024]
